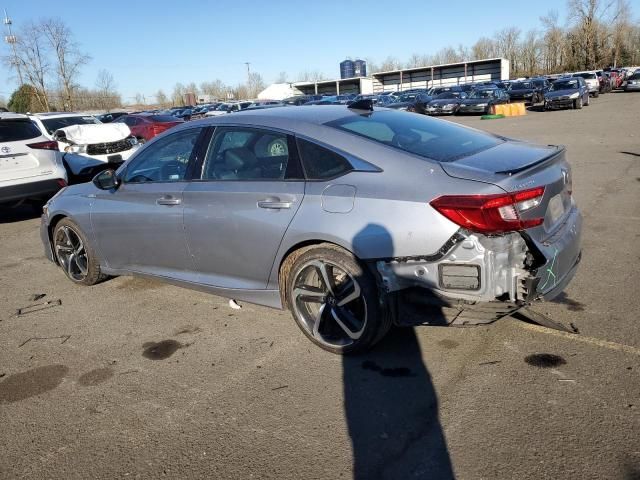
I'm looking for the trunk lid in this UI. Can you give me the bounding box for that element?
[440,140,573,238]
[440,140,581,299]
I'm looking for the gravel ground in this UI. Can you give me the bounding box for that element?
[1,91,639,480]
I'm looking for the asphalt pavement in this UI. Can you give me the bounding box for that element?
[1,91,639,479]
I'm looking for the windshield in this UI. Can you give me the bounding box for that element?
[574,73,596,79]
[551,79,579,90]
[326,110,502,162]
[510,82,532,90]
[398,93,418,102]
[629,73,640,80]
[217,104,233,111]
[41,116,100,134]
[468,89,496,99]
[434,92,461,99]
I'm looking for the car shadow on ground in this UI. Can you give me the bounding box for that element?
[344,224,454,479]
[0,204,42,224]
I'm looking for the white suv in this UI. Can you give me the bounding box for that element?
[0,113,67,208]
[29,112,140,180]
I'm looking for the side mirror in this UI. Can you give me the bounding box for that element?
[93,169,120,190]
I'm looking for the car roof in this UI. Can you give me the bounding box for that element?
[0,112,29,120]
[30,112,93,119]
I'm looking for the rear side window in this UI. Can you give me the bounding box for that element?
[326,110,502,162]
[0,120,42,142]
[297,138,353,180]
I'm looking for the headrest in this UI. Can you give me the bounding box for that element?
[225,147,257,170]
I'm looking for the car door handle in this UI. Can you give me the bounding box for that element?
[156,197,182,206]
[257,200,292,209]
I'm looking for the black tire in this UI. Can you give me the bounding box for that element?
[283,244,389,354]
[593,90,599,98]
[53,218,107,286]
[574,97,583,109]
[585,94,590,106]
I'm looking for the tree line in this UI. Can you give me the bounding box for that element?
[3,18,122,112]
[360,0,639,78]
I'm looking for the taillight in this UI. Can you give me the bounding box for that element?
[430,186,545,234]
[27,140,59,150]
[57,179,67,187]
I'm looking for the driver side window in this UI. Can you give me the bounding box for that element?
[124,128,202,183]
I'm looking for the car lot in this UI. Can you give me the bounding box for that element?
[0,92,639,479]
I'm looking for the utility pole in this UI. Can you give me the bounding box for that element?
[244,62,251,79]
[3,9,23,86]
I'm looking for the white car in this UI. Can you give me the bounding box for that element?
[204,102,252,116]
[0,113,67,208]
[29,113,141,180]
[572,71,600,96]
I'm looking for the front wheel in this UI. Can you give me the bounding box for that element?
[53,218,106,285]
[284,245,390,354]
[574,97,583,109]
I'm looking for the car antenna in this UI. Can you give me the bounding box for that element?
[347,99,374,112]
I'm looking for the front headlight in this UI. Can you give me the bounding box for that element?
[443,104,456,109]
[477,103,488,107]
[128,136,139,146]
[569,92,579,99]
[64,144,87,154]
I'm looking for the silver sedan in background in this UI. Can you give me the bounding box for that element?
[41,103,582,353]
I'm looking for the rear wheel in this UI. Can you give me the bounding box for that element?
[284,245,390,354]
[53,218,106,286]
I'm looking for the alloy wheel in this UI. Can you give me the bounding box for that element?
[291,260,367,348]
[54,225,89,281]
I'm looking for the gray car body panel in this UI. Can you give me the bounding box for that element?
[42,106,582,310]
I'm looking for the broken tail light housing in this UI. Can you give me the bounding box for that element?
[27,140,59,151]
[430,187,545,234]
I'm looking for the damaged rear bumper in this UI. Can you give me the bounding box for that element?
[375,207,582,325]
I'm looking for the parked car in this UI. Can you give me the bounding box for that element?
[572,72,600,97]
[304,95,355,105]
[507,80,547,104]
[205,102,252,116]
[29,113,140,181]
[40,105,583,354]
[385,93,432,113]
[428,85,464,96]
[604,69,624,89]
[624,71,640,91]
[282,95,323,106]
[114,114,184,142]
[425,91,467,115]
[543,77,590,110]
[458,88,510,114]
[96,112,128,123]
[1,113,67,209]
[174,108,193,121]
[595,70,612,93]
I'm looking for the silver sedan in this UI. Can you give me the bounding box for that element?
[41,104,582,353]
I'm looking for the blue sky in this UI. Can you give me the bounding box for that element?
[0,0,573,102]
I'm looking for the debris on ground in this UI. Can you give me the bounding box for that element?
[28,293,46,302]
[229,299,242,310]
[19,335,71,348]
[16,299,62,316]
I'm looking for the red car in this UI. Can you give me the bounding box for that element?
[115,114,183,142]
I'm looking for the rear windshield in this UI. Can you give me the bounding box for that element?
[326,110,502,162]
[0,119,42,142]
[510,82,532,89]
[149,115,179,122]
[41,116,100,134]
[574,73,596,79]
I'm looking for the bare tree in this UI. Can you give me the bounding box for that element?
[11,22,50,111]
[246,72,265,98]
[471,37,498,60]
[171,83,185,106]
[296,70,328,82]
[41,18,90,111]
[95,69,120,111]
[378,56,402,72]
[275,71,288,83]
[496,27,522,73]
[155,89,168,107]
[200,80,227,100]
